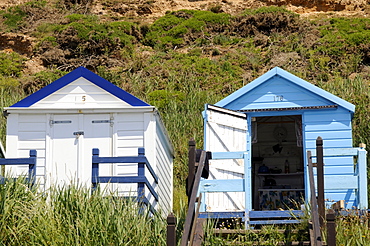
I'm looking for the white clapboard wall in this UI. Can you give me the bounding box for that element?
[203,104,247,212]
[5,67,174,215]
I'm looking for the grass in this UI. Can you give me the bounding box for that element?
[0,4,369,245]
[335,211,370,245]
[2,177,370,245]
[0,177,167,245]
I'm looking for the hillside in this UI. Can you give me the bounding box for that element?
[0,0,369,76]
[0,0,369,210]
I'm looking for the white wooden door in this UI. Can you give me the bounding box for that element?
[204,104,248,212]
[83,114,113,191]
[49,114,112,187]
[50,114,80,186]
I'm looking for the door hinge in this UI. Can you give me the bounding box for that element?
[91,117,114,127]
[50,120,72,126]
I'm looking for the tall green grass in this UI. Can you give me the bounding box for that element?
[0,87,25,146]
[0,178,167,245]
[318,77,370,147]
[201,208,370,245]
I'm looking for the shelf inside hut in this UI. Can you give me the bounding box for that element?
[251,115,304,211]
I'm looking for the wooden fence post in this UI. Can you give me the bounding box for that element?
[167,213,177,246]
[187,139,196,204]
[326,209,336,246]
[307,150,323,246]
[181,150,207,246]
[92,148,100,192]
[316,137,325,227]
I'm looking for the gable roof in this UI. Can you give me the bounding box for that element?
[215,67,355,113]
[11,67,150,107]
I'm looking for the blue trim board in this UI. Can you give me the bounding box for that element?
[199,179,244,193]
[198,210,304,219]
[11,67,150,107]
[215,67,355,113]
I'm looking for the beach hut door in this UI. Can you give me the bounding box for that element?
[49,114,112,186]
[204,104,248,211]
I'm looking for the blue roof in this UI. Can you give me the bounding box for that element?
[215,67,355,113]
[11,67,150,107]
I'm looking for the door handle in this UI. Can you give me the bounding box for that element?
[73,131,84,137]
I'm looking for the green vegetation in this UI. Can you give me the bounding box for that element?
[243,5,298,16]
[0,178,167,245]
[308,17,370,80]
[0,0,47,32]
[0,4,369,245]
[0,6,27,31]
[2,177,370,245]
[51,15,137,55]
[144,10,231,49]
[335,212,370,245]
[0,3,369,208]
[201,208,370,245]
[0,52,25,78]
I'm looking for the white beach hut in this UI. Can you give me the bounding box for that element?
[4,67,173,214]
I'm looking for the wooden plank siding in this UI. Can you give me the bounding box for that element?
[6,114,47,189]
[155,116,174,215]
[31,78,130,108]
[303,109,357,208]
[5,67,174,216]
[114,112,145,196]
[203,107,247,212]
[198,67,366,217]
[224,77,332,110]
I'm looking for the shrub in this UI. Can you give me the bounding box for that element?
[0,52,25,77]
[0,6,26,31]
[21,69,68,94]
[243,6,297,16]
[0,0,48,32]
[143,10,231,50]
[147,90,185,110]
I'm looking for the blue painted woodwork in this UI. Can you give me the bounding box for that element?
[201,67,367,226]
[11,67,149,107]
[198,210,303,225]
[199,210,304,219]
[308,147,367,208]
[92,148,158,213]
[216,67,354,113]
[0,150,37,185]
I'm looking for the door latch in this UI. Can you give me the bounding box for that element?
[73,131,84,137]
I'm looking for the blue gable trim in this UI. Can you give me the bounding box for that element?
[215,67,355,113]
[11,67,150,107]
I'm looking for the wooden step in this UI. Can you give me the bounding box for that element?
[250,219,301,225]
[249,210,303,225]
[214,228,302,234]
[198,210,304,225]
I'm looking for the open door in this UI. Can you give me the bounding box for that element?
[251,115,304,210]
[203,104,248,212]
